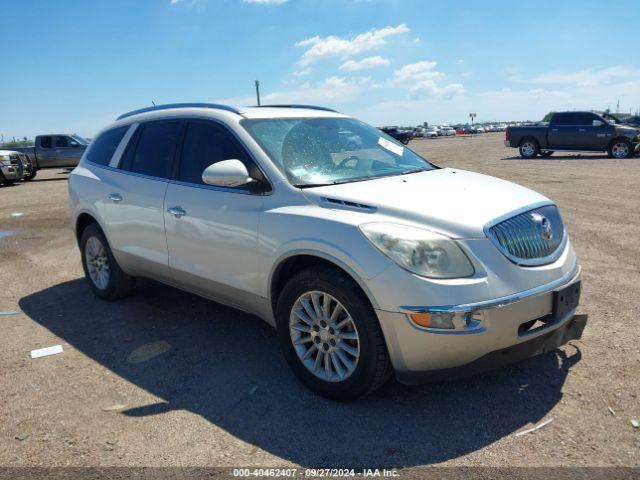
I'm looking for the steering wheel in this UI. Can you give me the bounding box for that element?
[337,155,362,169]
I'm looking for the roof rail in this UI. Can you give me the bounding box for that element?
[253,104,338,113]
[116,103,242,120]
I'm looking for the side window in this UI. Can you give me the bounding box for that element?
[84,126,129,166]
[178,121,259,187]
[40,136,52,148]
[552,113,572,126]
[574,113,595,126]
[128,121,182,179]
[55,136,69,148]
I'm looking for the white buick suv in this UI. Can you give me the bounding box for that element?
[69,103,585,401]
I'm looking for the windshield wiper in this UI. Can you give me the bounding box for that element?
[399,167,431,175]
[294,182,337,188]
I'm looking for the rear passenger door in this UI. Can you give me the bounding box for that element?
[35,136,57,167]
[163,120,267,313]
[102,120,183,282]
[548,113,579,148]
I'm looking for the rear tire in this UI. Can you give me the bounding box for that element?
[80,223,135,300]
[25,169,37,181]
[275,265,391,401]
[608,139,632,159]
[519,139,540,158]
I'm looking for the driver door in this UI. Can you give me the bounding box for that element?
[164,120,267,313]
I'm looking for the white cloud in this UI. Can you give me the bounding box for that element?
[243,0,287,3]
[296,24,409,65]
[392,61,463,99]
[339,56,390,72]
[529,66,639,86]
[170,0,186,4]
[217,76,373,106]
[293,67,311,77]
[457,58,464,64]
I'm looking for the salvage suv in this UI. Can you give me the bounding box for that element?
[69,103,585,401]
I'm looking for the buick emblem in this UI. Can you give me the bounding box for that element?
[531,212,553,241]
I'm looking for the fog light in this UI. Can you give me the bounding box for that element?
[409,312,455,329]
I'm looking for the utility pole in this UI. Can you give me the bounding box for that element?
[255,80,261,106]
[616,99,620,114]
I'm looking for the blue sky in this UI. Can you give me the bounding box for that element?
[1,0,639,140]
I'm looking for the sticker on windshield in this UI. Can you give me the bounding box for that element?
[378,137,404,156]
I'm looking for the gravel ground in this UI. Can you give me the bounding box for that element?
[0,133,638,469]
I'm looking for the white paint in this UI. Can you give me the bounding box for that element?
[30,345,63,359]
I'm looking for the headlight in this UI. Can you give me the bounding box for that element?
[1,155,11,166]
[359,223,475,279]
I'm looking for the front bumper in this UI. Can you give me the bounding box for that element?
[0,166,19,180]
[376,267,585,384]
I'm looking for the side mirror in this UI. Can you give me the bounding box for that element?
[69,141,79,147]
[592,120,604,127]
[202,159,255,188]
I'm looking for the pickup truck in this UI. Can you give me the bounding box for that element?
[380,126,412,144]
[505,111,640,159]
[11,134,89,179]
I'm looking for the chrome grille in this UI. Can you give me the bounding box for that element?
[486,205,566,266]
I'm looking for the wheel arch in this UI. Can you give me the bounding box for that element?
[269,252,381,320]
[518,136,540,147]
[74,211,105,246]
[608,136,631,148]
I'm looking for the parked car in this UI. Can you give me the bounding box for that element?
[12,134,90,179]
[622,116,640,128]
[19,153,36,180]
[475,126,486,134]
[70,103,586,401]
[0,150,21,186]
[380,126,412,144]
[440,126,456,136]
[506,111,640,159]
[412,127,425,138]
[425,127,439,138]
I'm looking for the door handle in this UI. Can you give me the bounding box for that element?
[108,193,123,203]
[167,206,186,218]
[579,129,586,132]
[551,129,559,132]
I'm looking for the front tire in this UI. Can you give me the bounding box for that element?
[608,139,632,159]
[540,150,554,157]
[25,170,37,181]
[80,223,135,300]
[519,139,539,158]
[275,266,391,401]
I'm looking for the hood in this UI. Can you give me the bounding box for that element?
[301,168,550,239]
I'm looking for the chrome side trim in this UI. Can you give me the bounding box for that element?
[109,123,139,168]
[400,263,580,314]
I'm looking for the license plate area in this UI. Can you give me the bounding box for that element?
[553,280,581,318]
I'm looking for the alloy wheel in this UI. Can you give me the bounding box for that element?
[289,291,360,382]
[521,142,536,157]
[85,236,110,290]
[611,142,629,159]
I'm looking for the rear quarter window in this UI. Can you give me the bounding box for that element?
[84,126,129,166]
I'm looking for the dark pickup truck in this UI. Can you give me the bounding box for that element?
[380,126,413,144]
[505,111,640,159]
[11,134,89,179]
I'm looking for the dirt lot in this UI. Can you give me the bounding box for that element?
[1,133,639,470]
